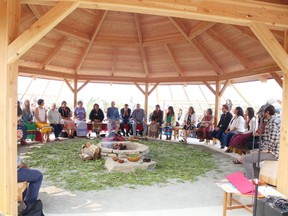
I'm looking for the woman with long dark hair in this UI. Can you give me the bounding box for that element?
[196,108,214,142]
[163,106,175,140]
[181,106,196,143]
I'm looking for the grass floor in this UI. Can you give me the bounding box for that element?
[25,139,216,191]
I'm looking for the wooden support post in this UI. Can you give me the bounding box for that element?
[214,81,221,127]
[144,82,149,121]
[277,31,288,196]
[0,0,19,215]
[73,78,77,108]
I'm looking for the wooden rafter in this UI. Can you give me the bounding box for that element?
[207,29,254,68]
[249,23,288,74]
[21,0,288,29]
[203,81,216,95]
[77,80,89,93]
[8,2,79,64]
[189,21,216,39]
[41,37,66,69]
[134,13,149,76]
[64,79,74,93]
[232,25,260,42]
[164,44,184,77]
[148,82,159,95]
[134,82,145,95]
[219,64,280,81]
[270,72,283,88]
[220,80,230,97]
[169,17,223,75]
[75,10,107,73]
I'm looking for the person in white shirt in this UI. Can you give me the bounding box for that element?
[48,103,63,141]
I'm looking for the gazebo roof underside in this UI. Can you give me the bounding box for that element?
[18,0,288,85]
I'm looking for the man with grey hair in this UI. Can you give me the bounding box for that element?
[48,103,62,141]
[131,103,147,137]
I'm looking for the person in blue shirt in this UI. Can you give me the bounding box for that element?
[107,101,120,134]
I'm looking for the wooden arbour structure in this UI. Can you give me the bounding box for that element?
[1,0,288,215]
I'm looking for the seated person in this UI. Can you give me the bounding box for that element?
[34,99,52,143]
[242,105,280,179]
[228,107,257,150]
[17,129,43,204]
[120,104,131,136]
[163,106,175,140]
[89,103,104,137]
[149,104,163,138]
[182,106,197,142]
[222,106,245,152]
[131,103,147,137]
[209,104,233,147]
[17,101,28,145]
[74,100,87,137]
[107,101,120,134]
[21,100,37,141]
[58,101,76,138]
[48,103,63,141]
[196,108,214,142]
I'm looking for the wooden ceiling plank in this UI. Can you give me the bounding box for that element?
[134,82,145,95]
[271,72,283,88]
[77,80,89,92]
[134,13,143,44]
[207,29,254,68]
[250,22,288,74]
[75,10,107,73]
[148,82,159,95]
[219,79,230,97]
[21,0,288,29]
[111,46,117,76]
[285,31,288,52]
[8,2,79,64]
[203,81,216,95]
[191,38,223,75]
[41,37,66,69]
[189,21,216,39]
[169,17,223,75]
[164,44,184,77]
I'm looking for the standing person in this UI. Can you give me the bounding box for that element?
[58,101,76,138]
[74,100,87,137]
[229,107,258,150]
[120,104,132,136]
[163,106,175,140]
[21,99,37,141]
[149,104,163,138]
[106,101,120,134]
[209,104,233,148]
[222,106,245,152]
[182,106,197,142]
[89,103,104,137]
[131,103,147,137]
[196,108,214,142]
[34,99,52,143]
[242,105,280,179]
[48,103,63,141]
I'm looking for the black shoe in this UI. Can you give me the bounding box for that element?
[220,146,225,149]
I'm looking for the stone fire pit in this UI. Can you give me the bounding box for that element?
[98,141,156,173]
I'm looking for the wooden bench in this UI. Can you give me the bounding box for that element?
[18,181,28,201]
[173,126,183,140]
[260,160,278,186]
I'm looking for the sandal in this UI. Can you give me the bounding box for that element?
[225,148,232,153]
[233,159,242,164]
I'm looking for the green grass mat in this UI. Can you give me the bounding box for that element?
[24,139,216,191]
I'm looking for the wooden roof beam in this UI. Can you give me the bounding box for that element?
[75,10,107,73]
[41,37,66,69]
[207,29,254,68]
[250,23,288,74]
[189,21,216,40]
[134,13,149,77]
[220,80,230,97]
[8,2,79,64]
[164,44,184,77]
[148,82,159,96]
[134,82,145,95]
[169,17,223,75]
[64,79,74,93]
[271,72,283,88]
[77,80,89,93]
[21,0,288,30]
[203,81,216,95]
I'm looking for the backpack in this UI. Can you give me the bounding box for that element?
[18,199,45,216]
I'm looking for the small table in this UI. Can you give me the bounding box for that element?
[216,179,284,216]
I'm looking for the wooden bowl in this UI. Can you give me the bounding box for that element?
[127,155,141,162]
[117,159,124,163]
